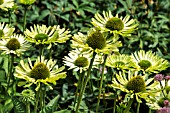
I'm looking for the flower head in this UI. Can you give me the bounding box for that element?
[109,71,159,103]
[0,34,30,56]
[131,50,169,73]
[24,24,71,46]
[71,28,122,54]
[91,11,138,36]
[106,54,135,70]
[63,48,102,73]
[0,22,15,38]
[20,89,35,103]
[165,76,170,81]
[157,107,170,113]
[14,56,67,91]
[0,0,14,11]
[155,74,164,82]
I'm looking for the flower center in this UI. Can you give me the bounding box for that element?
[0,30,4,37]
[0,0,4,5]
[30,62,50,80]
[19,0,36,5]
[138,60,151,70]
[6,38,21,50]
[34,33,49,42]
[105,17,124,31]
[114,61,125,66]
[74,56,89,67]
[126,76,146,93]
[86,30,106,50]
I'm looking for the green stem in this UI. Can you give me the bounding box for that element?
[39,44,44,61]
[136,102,140,113]
[159,81,166,97]
[34,85,41,113]
[148,108,151,113]
[113,93,117,113]
[75,51,97,113]
[8,10,11,25]
[96,54,108,113]
[74,71,85,109]
[124,97,134,113]
[26,102,30,113]
[23,6,28,32]
[7,54,14,92]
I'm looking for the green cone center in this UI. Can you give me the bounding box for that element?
[105,17,124,31]
[0,0,4,5]
[30,62,50,79]
[126,76,146,93]
[0,30,4,37]
[6,38,21,50]
[74,56,89,67]
[114,61,125,66]
[138,60,151,70]
[35,33,49,42]
[86,30,106,50]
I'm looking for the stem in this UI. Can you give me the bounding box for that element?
[113,93,117,113]
[8,10,11,25]
[124,97,134,113]
[26,102,30,113]
[7,54,14,92]
[23,5,28,32]
[74,71,85,109]
[159,81,166,97]
[136,102,140,113]
[34,85,41,113]
[148,108,151,113]
[96,54,108,113]
[75,51,97,113]
[39,44,44,61]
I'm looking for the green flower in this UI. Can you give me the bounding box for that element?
[91,11,138,36]
[0,22,15,38]
[63,48,102,73]
[0,0,14,11]
[0,34,30,56]
[18,0,36,5]
[20,89,35,103]
[24,24,71,46]
[106,54,135,70]
[109,71,159,103]
[14,56,67,91]
[131,50,169,73]
[71,28,122,54]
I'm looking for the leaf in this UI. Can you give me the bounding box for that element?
[38,9,51,21]
[53,109,71,113]
[12,96,26,113]
[46,95,60,112]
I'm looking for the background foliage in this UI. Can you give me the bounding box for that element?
[0,0,169,112]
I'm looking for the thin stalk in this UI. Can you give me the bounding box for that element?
[23,5,28,32]
[74,71,85,109]
[7,54,14,92]
[159,81,165,97]
[113,93,117,113]
[136,102,140,113]
[34,85,41,113]
[75,51,97,113]
[96,54,108,113]
[39,44,44,61]
[123,97,134,113]
[148,108,151,113]
[39,84,43,110]
[8,10,11,25]
[26,102,30,113]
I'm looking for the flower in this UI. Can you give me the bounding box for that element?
[19,0,36,5]
[146,78,170,110]
[20,89,35,103]
[0,22,15,38]
[14,56,67,91]
[154,74,164,82]
[71,28,122,54]
[24,24,71,46]
[0,0,14,11]
[91,10,138,36]
[109,71,159,103]
[157,107,170,113]
[131,50,169,73]
[0,34,30,56]
[106,54,135,70]
[63,48,102,73]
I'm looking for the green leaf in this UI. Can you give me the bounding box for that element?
[12,96,26,113]
[53,109,71,113]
